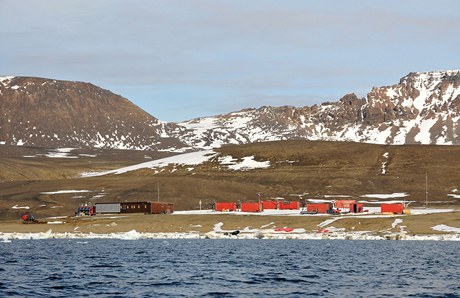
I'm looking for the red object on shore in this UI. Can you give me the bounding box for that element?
[381,203,404,214]
[261,201,279,209]
[349,203,364,213]
[335,200,356,209]
[241,202,263,212]
[278,201,300,210]
[275,227,294,232]
[306,203,331,213]
[215,202,237,212]
[21,214,29,221]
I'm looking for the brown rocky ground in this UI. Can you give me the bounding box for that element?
[0,140,459,232]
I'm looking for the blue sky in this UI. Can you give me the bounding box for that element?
[1,1,459,122]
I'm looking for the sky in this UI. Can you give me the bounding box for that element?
[1,1,459,122]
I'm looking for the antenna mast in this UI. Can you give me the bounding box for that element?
[425,172,428,207]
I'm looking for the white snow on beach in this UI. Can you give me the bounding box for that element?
[1,229,459,241]
[317,218,340,228]
[47,221,64,225]
[213,222,224,232]
[431,225,460,233]
[409,208,455,215]
[391,218,403,229]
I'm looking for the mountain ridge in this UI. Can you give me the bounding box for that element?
[177,70,460,148]
[1,70,460,150]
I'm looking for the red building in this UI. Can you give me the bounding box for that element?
[381,203,404,214]
[278,201,300,210]
[335,200,356,209]
[306,203,331,213]
[261,201,279,210]
[215,202,237,212]
[241,202,263,212]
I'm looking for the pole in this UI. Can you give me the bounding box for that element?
[157,182,160,202]
[425,172,428,207]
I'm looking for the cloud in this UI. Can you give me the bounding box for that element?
[1,0,460,121]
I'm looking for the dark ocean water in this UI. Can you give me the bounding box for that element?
[0,239,459,297]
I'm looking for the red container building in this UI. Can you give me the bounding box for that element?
[349,203,364,213]
[151,202,174,214]
[215,202,237,212]
[381,203,404,214]
[335,200,356,209]
[279,201,300,210]
[306,203,331,213]
[241,202,263,212]
[262,201,279,210]
[120,202,151,213]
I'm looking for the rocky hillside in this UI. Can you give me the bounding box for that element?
[1,71,460,151]
[177,71,460,147]
[0,77,185,151]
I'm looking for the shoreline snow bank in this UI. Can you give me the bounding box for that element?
[1,230,459,241]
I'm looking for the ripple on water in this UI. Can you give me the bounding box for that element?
[0,239,458,297]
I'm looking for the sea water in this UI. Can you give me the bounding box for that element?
[0,239,458,297]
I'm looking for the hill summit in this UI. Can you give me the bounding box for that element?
[0,76,185,151]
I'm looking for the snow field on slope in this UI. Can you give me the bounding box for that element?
[81,150,272,177]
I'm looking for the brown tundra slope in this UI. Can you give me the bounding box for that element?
[0,140,459,220]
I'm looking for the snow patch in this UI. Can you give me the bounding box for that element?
[391,218,403,229]
[381,152,389,175]
[361,193,409,199]
[431,225,460,233]
[82,150,217,177]
[227,156,270,171]
[41,190,92,195]
[447,194,460,199]
[12,205,30,210]
[317,218,340,228]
